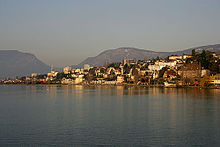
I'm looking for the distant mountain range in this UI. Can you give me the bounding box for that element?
[75,44,220,68]
[0,44,220,78]
[0,50,50,79]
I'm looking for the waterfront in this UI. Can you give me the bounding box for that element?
[0,85,220,146]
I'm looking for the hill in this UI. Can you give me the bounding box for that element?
[76,44,220,67]
[0,50,50,78]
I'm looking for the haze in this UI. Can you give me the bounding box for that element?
[0,0,220,67]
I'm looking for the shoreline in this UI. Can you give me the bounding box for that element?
[0,83,219,89]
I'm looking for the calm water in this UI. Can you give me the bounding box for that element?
[0,85,220,146]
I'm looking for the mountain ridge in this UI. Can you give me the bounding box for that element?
[1,44,220,78]
[75,44,220,68]
[0,50,50,78]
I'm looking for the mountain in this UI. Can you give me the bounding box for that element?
[173,44,220,55]
[0,50,50,79]
[76,44,220,67]
[1,44,219,78]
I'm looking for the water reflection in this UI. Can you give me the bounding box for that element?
[27,85,220,99]
[0,85,220,146]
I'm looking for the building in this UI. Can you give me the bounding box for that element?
[31,73,38,77]
[208,74,220,87]
[47,71,58,78]
[179,62,201,85]
[182,55,192,60]
[123,59,136,65]
[148,64,161,71]
[201,69,210,77]
[148,61,177,71]
[63,66,72,74]
[200,74,220,87]
[75,77,83,84]
[117,75,124,83]
[163,70,177,81]
[169,55,182,60]
[62,78,74,84]
[211,52,218,58]
[84,64,90,70]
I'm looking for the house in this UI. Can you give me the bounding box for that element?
[84,64,90,70]
[148,61,177,71]
[163,70,177,81]
[63,66,72,74]
[201,69,210,77]
[117,75,124,83]
[208,74,220,87]
[123,59,136,65]
[182,54,192,60]
[169,55,182,60]
[179,62,201,85]
[211,52,218,58]
[200,74,220,87]
[61,78,74,84]
[75,77,83,84]
[31,73,38,77]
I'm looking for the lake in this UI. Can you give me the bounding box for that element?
[0,85,220,146]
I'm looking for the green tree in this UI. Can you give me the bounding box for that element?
[192,50,217,72]
[100,68,105,73]
[123,63,130,74]
[56,72,65,80]
[192,49,196,56]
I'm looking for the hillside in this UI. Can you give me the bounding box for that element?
[0,50,50,78]
[76,44,220,67]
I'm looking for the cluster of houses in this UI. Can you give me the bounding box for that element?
[1,53,220,88]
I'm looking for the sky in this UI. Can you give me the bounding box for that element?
[0,0,220,67]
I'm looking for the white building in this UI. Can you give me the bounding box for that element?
[75,77,83,84]
[182,55,192,60]
[61,78,74,84]
[169,56,182,60]
[117,76,124,83]
[31,73,38,77]
[74,68,84,74]
[84,64,90,70]
[148,61,177,71]
[63,66,72,74]
[47,71,58,77]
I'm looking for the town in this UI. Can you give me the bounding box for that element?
[1,49,220,88]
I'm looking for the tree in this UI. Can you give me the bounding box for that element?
[107,62,120,69]
[191,50,219,74]
[192,49,196,56]
[165,56,169,62]
[100,68,105,73]
[158,67,168,78]
[56,72,65,80]
[144,63,149,69]
[110,69,115,75]
[132,68,140,84]
[210,60,220,74]
[156,56,160,60]
[123,63,130,74]
[20,76,26,81]
[185,58,193,64]
[89,68,96,76]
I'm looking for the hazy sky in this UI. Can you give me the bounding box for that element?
[1,0,220,67]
